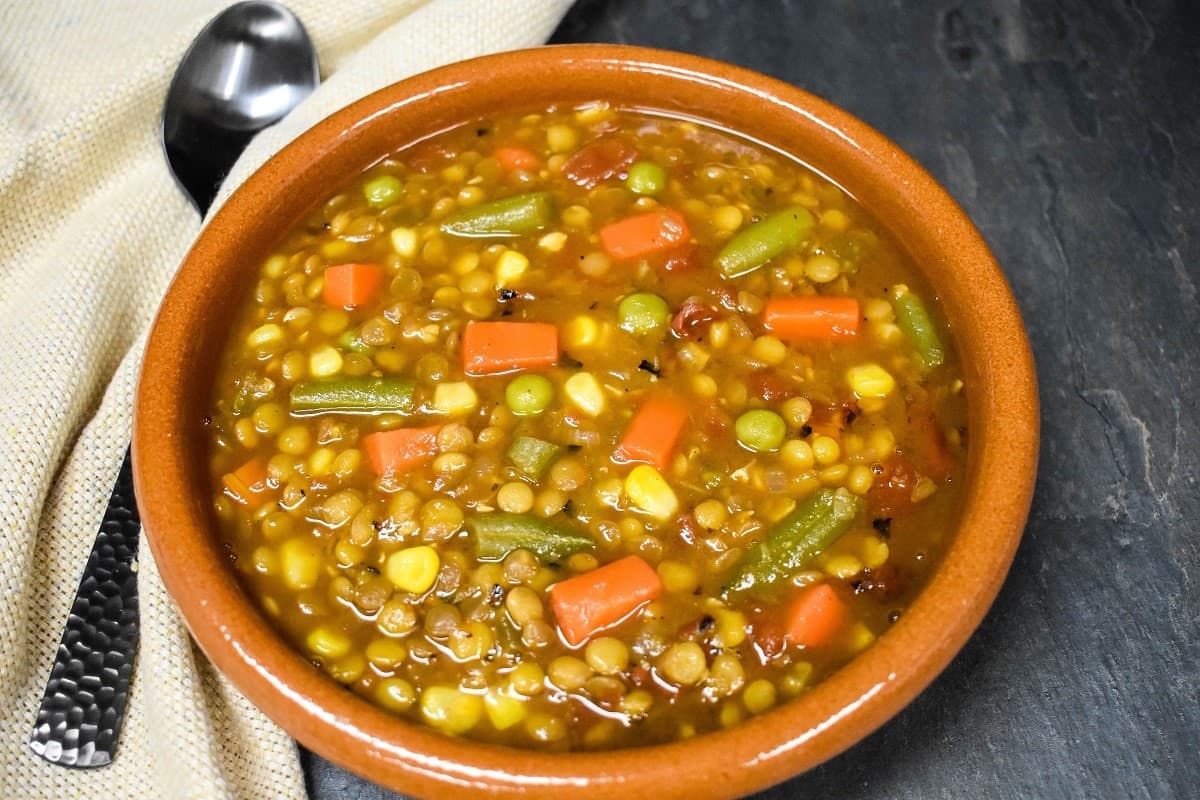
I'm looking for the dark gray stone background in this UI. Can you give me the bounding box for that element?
[304,1,1199,797]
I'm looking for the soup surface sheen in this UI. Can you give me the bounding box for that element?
[206,104,967,750]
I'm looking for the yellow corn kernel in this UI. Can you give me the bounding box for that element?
[847,363,896,400]
[306,626,351,660]
[564,315,599,349]
[822,553,863,579]
[279,537,322,590]
[713,204,744,232]
[420,686,484,735]
[750,335,788,365]
[563,372,606,417]
[246,323,284,348]
[494,249,529,286]
[309,345,343,378]
[743,679,778,714]
[863,297,894,322]
[484,690,527,730]
[391,227,419,257]
[384,545,440,594]
[712,608,748,648]
[912,475,938,503]
[861,535,890,569]
[624,465,679,521]
[538,232,568,252]
[872,321,904,345]
[849,622,876,653]
[307,446,336,477]
[433,381,478,416]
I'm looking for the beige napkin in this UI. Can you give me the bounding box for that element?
[0,1,573,796]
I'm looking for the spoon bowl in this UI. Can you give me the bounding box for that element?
[162,0,318,212]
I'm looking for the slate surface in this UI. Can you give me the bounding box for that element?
[304,1,1199,797]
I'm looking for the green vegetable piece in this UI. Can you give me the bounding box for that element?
[735,409,787,452]
[891,284,945,368]
[618,292,671,334]
[723,488,862,597]
[440,192,556,238]
[363,174,403,208]
[715,205,815,278]
[467,512,595,561]
[507,436,562,479]
[505,374,555,416]
[625,161,667,195]
[289,377,415,416]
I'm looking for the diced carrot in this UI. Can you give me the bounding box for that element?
[493,146,541,172]
[549,556,663,646]
[784,583,848,649]
[461,321,558,376]
[613,395,689,470]
[656,242,700,273]
[762,296,860,340]
[911,403,955,479]
[323,263,384,309]
[562,137,638,188]
[363,426,442,478]
[598,209,690,261]
[222,457,270,505]
[869,455,918,517]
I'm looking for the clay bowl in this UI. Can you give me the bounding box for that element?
[134,44,1038,800]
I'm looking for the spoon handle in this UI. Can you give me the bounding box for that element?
[29,449,140,767]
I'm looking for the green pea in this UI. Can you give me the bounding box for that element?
[363,175,403,208]
[505,374,554,415]
[618,293,671,335]
[735,409,787,452]
[625,161,667,196]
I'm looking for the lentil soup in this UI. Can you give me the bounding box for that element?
[205,103,967,750]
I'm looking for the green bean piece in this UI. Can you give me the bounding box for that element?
[505,375,555,415]
[735,409,787,452]
[506,436,562,479]
[440,192,556,238]
[891,284,945,368]
[714,205,815,278]
[289,377,416,416]
[618,292,671,334]
[363,174,403,208]
[625,161,667,195]
[467,513,595,561]
[723,488,862,597]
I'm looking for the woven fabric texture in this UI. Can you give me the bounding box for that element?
[0,1,572,797]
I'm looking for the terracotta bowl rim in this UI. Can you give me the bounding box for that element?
[134,44,1038,800]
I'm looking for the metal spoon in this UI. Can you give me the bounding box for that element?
[30,1,317,767]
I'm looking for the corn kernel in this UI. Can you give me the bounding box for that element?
[863,297,894,322]
[563,372,606,417]
[246,323,284,348]
[750,335,788,365]
[309,345,343,378]
[385,545,440,594]
[306,626,351,660]
[391,227,419,257]
[913,475,938,502]
[822,553,863,579]
[565,315,599,349]
[538,232,568,252]
[872,321,904,345]
[624,465,679,521]
[712,609,748,648]
[657,560,699,594]
[861,535,890,569]
[420,686,483,734]
[433,381,478,416]
[743,679,777,714]
[484,690,527,730]
[847,363,896,400]
[494,249,530,286]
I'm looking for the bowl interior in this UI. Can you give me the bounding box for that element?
[134,45,1037,800]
